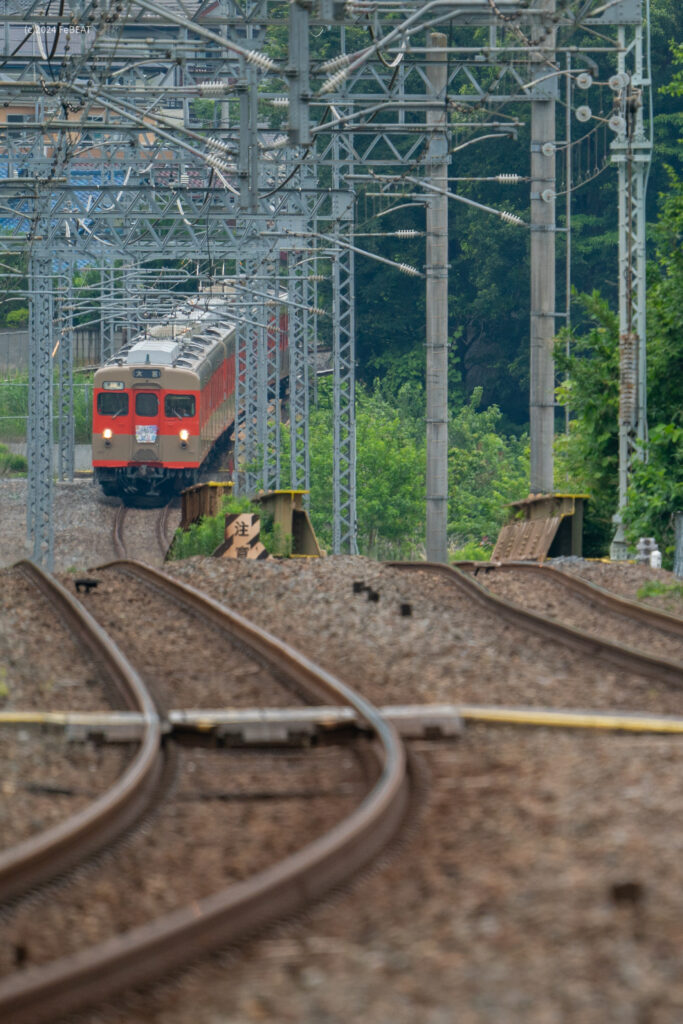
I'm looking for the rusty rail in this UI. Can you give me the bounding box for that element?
[388,562,683,686]
[155,501,174,561]
[0,562,163,903]
[455,560,683,637]
[0,561,408,1024]
[112,504,174,564]
[112,503,127,559]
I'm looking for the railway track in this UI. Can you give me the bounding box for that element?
[3,557,680,1022]
[388,561,683,687]
[112,501,177,564]
[458,560,683,663]
[0,561,163,904]
[78,560,310,712]
[0,560,409,1024]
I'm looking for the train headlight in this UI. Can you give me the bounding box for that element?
[102,428,113,440]
[179,429,190,443]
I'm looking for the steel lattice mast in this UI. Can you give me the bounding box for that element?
[609,11,653,559]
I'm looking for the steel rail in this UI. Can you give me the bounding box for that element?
[112,503,173,564]
[455,560,683,637]
[0,561,408,1024]
[155,502,173,562]
[112,503,127,560]
[388,562,683,685]
[0,561,163,903]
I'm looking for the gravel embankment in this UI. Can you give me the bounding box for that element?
[0,479,122,571]
[67,566,308,711]
[0,743,370,976]
[0,733,135,848]
[165,557,682,715]
[473,567,683,664]
[74,728,683,1024]
[0,566,124,712]
[556,558,683,616]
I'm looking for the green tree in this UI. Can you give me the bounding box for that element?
[0,253,28,328]
[554,292,620,554]
[348,0,683,434]
[296,383,530,558]
[624,423,683,565]
[5,308,28,326]
[622,162,683,564]
[292,381,426,557]
[447,387,529,547]
[556,90,683,565]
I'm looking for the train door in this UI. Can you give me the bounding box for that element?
[133,390,161,461]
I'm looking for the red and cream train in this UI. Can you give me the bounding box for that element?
[92,295,287,502]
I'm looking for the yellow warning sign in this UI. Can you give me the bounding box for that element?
[217,513,269,560]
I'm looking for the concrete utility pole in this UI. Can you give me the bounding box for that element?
[529,0,557,494]
[425,32,449,563]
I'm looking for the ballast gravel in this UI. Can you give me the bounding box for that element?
[557,558,683,616]
[471,566,683,664]
[0,566,123,712]
[75,728,683,1024]
[70,566,310,711]
[0,479,122,572]
[0,733,135,848]
[165,556,682,715]
[0,743,371,977]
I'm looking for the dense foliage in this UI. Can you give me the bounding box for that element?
[447,388,529,547]
[282,381,426,557]
[349,4,682,560]
[280,381,528,558]
[554,293,620,554]
[554,37,683,566]
[555,209,682,564]
[622,166,683,566]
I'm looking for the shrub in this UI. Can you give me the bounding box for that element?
[0,443,27,476]
[169,495,284,559]
[6,308,28,326]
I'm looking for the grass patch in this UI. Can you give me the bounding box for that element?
[637,580,683,601]
[0,374,94,444]
[0,443,27,476]
[450,540,494,562]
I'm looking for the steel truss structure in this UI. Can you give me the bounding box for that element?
[0,0,650,565]
[608,14,653,558]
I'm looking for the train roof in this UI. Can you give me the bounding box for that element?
[100,296,236,373]
[125,340,181,365]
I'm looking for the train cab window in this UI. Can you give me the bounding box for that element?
[165,394,195,419]
[97,392,129,417]
[135,392,158,417]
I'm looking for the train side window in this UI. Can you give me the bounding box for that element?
[165,394,195,419]
[97,392,129,417]
[135,392,158,417]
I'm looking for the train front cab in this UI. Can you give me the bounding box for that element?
[93,363,202,500]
